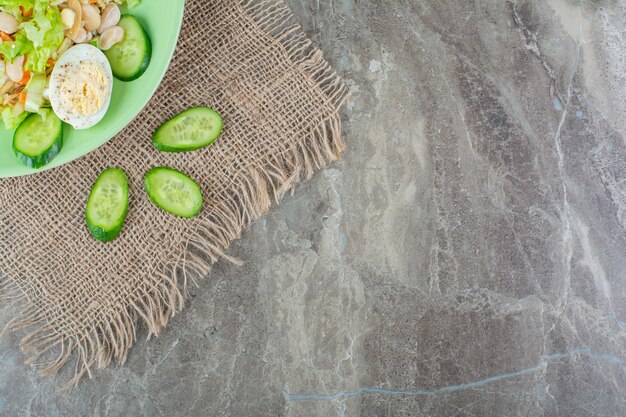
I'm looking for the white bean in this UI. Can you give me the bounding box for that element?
[61,8,76,30]
[72,27,88,43]
[82,4,101,32]
[0,12,19,35]
[6,56,24,83]
[98,26,124,50]
[98,3,121,34]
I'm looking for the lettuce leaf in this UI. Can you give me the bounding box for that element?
[22,4,64,72]
[0,32,30,62]
[0,0,35,19]
[125,0,142,8]
[1,104,27,130]
[24,73,46,114]
[20,11,52,48]
[0,1,64,71]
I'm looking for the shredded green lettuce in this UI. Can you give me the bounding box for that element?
[0,0,64,71]
[22,4,64,72]
[0,0,35,19]
[1,104,27,130]
[0,32,30,62]
[125,0,142,8]
[24,73,45,114]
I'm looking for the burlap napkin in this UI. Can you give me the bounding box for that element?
[0,0,345,386]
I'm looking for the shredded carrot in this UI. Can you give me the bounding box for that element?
[20,6,33,17]
[17,71,30,86]
[0,32,14,42]
[47,58,55,67]
[18,92,26,104]
[88,0,98,3]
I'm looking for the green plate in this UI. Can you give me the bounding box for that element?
[0,0,185,178]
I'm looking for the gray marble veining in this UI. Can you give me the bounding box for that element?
[1,1,625,416]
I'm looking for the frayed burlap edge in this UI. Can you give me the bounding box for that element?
[0,0,346,389]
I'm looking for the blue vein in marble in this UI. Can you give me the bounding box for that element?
[282,349,625,402]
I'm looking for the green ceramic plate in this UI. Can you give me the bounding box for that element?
[0,0,185,178]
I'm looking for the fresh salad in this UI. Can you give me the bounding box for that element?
[0,0,151,168]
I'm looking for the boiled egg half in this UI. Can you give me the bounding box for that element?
[49,44,113,130]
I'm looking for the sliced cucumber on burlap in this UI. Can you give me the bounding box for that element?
[144,167,203,218]
[86,168,129,242]
[153,107,223,152]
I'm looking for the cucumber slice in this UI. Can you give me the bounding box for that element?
[104,15,152,81]
[153,107,223,152]
[86,168,129,242]
[12,108,63,169]
[144,167,203,218]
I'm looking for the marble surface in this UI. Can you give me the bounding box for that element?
[1,0,625,416]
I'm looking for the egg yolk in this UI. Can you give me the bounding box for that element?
[57,61,110,117]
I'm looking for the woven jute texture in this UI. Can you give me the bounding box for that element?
[0,0,345,386]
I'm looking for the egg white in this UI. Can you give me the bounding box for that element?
[49,44,113,130]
